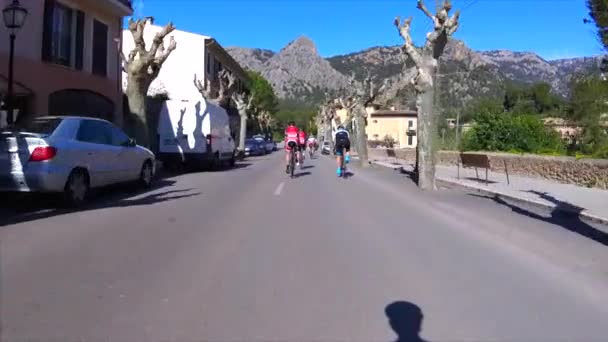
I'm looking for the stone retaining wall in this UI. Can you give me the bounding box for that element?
[368,148,608,189]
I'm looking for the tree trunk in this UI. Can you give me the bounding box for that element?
[125,79,150,148]
[324,121,332,144]
[416,63,437,190]
[239,114,247,151]
[354,113,369,167]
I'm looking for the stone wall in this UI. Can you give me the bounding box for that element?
[368,148,608,189]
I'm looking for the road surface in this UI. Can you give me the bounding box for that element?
[2,152,608,341]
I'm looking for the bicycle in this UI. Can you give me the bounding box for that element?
[287,142,297,178]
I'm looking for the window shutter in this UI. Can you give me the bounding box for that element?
[41,0,55,61]
[75,10,84,70]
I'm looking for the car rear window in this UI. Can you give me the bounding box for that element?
[17,118,63,135]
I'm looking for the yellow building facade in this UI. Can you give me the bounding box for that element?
[367,110,418,148]
[332,107,418,149]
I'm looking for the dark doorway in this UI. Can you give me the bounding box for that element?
[48,89,115,121]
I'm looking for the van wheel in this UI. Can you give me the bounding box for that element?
[139,160,154,188]
[64,169,89,207]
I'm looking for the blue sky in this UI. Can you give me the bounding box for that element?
[130,0,603,60]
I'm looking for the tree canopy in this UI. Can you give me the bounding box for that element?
[586,0,608,51]
[247,71,278,115]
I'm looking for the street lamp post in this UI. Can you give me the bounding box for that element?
[3,0,27,127]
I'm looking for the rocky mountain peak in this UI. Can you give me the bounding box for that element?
[281,35,318,55]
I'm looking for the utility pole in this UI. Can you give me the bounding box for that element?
[455,110,461,148]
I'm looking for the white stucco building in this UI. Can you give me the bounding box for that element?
[122,24,249,101]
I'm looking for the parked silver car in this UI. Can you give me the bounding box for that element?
[321,141,332,155]
[0,116,156,205]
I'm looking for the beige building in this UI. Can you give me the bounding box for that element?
[333,105,418,149]
[0,0,133,127]
[367,109,418,148]
[542,117,582,142]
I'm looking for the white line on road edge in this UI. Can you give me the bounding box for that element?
[274,182,285,196]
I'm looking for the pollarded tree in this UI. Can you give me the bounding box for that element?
[193,69,237,110]
[232,92,254,151]
[395,0,460,190]
[338,75,388,167]
[121,17,177,147]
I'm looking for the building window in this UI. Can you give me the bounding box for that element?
[408,135,413,146]
[92,20,108,77]
[49,2,72,66]
[42,1,86,70]
[373,120,378,123]
[408,120,413,128]
[218,62,223,71]
[206,53,211,74]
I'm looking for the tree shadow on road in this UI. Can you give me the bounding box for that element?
[163,162,252,175]
[0,180,200,227]
[472,193,608,246]
[385,301,428,342]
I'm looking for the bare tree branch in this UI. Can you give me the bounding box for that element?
[416,0,435,22]
[193,73,215,100]
[154,36,177,65]
[149,22,176,59]
[217,70,237,104]
[232,91,254,114]
[394,16,422,66]
[117,39,129,73]
[127,17,153,59]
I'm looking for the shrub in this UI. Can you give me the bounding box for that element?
[462,112,565,154]
[382,135,396,148]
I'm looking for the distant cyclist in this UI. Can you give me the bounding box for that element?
[307,135,318,157]
[334,125,351,176]
[298,128,307,165]
[284,121,301,173]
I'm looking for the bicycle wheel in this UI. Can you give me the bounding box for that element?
[290,150,295,178]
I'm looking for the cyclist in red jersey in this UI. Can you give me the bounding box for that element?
[298,128,307,164]
[284,121,301,173]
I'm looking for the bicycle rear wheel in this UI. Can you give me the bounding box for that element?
[290,150,295,178]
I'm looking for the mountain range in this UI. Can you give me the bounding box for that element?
[227,36,602,110]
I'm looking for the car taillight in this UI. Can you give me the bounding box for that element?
[29,146,57,162]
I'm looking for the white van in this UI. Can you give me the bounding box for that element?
[157,99,236,169]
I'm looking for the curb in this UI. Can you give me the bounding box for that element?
[369,160,608,227]
[435,178,608,226]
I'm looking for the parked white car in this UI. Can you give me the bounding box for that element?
[0,116,156,205]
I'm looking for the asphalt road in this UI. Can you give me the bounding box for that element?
[2,151,608,341]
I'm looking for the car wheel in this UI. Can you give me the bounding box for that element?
[139,160,154,188]
[64,169,89,207]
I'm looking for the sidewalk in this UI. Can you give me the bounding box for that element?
[369,155,608,225]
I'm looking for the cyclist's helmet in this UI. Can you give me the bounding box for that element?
[338,125,345,129]
[288,121,296,126]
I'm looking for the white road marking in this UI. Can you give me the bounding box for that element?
[274,182,285,196]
